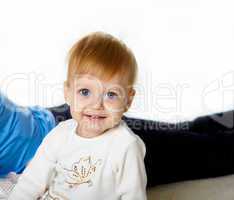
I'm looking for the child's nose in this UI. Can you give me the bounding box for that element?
[91,94,104,109]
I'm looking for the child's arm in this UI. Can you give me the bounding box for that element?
[8,125,63,200]
[116,138,147,200]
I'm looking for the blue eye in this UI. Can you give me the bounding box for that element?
[106,91,118,100]
[79,88,90,97]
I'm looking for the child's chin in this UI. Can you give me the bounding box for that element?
[83,123,106,132]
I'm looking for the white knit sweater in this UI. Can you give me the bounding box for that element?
[8,119,147,200]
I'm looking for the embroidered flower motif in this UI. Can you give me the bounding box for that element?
[64,156,102,188]
[39,156,102,200]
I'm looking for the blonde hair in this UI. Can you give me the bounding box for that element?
[66,32,138,87]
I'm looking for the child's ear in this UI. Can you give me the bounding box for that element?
[124,88,135,112]
[64,81,71,105]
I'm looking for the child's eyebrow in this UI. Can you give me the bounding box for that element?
[109,87,121,91]
[74,83,91,88]
[107,87,124,93]
[74,79,93,86]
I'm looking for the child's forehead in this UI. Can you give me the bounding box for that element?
[73,73,127,88]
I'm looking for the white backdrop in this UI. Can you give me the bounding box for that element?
[0,0,234,123]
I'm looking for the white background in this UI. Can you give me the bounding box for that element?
[0,0,234,123]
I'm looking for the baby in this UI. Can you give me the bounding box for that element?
[8,32,147,200]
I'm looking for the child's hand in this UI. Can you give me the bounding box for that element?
[0,172,20,198]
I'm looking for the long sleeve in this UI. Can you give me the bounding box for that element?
[8,124,63,200]
[0,91,55,177]
[115,138,147,200]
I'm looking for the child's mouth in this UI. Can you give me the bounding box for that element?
[84,114,107,120]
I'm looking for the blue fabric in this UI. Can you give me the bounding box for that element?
[0,92,56,177]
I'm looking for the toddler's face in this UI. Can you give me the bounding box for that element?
[64,73,135,138]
